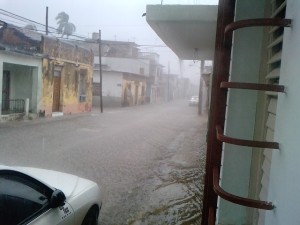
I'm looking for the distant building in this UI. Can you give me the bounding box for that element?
[79,33,162,108]
[159,73,189,102]
[0,22,94,120]
[41,36,93,116]
[138,52,164,103]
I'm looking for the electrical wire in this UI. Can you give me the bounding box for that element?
[0,9,46,28]
[0,9,171,49]
[0,8,88,40]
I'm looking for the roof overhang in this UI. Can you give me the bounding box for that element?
[146,5,218,60]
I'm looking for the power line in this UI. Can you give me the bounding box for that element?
[0,9,47,28]
[0,8,89,40]
[0,9,171,50]
[139,44,167,47]
[0,9,170,46]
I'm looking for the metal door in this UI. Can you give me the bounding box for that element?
[52,69,61,112]
[2,71,10,112]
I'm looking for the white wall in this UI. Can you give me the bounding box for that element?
[265,1,300,224]
[103,71,122,98]
[0,51,42,114]
[93,70,122,98]
[217,0,264,224]
[7,64,33,108]
[95,56,150,76]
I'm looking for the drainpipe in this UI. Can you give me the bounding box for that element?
[0,63,3,118]
[99,29,103,113]
[201,0,236,224]
[25,98,29,118]
[198,60,204,115]
[167,61,170,102]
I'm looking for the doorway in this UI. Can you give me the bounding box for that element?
[2,70,10,112]
[52,67,61,112]
[135,85,138,105]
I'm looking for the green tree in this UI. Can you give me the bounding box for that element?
[55,12,76,38]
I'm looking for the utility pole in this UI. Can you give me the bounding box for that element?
[98,30,103,113]
[198,60,204,115]
[167,61,170,102]
[46,7,48,35]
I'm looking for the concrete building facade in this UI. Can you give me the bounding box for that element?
[145,1,300,224]
[0,23,94,119]
[85,38,152,108]
[41,37,93,117]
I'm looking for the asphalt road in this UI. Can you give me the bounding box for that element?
[0,99,208,225]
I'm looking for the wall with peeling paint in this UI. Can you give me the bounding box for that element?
[41,37,94,117]
[0,26,93,118]
[122,77,146,106]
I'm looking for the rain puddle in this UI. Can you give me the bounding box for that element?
[102,127,207,225]
[126,161,205,225]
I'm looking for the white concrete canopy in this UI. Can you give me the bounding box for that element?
[146,5,218,60]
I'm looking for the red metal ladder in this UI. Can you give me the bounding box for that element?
[201,1,292,223]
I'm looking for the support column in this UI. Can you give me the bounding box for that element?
[0,61,3,117]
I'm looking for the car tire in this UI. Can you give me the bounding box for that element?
[81,206,99,225]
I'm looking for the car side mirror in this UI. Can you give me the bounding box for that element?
[50,189,66,208]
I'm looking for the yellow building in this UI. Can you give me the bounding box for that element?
[41,37,94,117]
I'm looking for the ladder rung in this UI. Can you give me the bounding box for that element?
[225,18,291,34]
[216,125,279,149]
[213,167,275,210]
[220,82,285,92]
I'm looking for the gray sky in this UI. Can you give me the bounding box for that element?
[0,0,217,78]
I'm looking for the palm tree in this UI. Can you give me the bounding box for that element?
[55,12,76,38]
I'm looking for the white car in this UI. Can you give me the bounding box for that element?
[0,165,102,225]
[189,96,199,106]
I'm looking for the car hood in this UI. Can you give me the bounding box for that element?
[11,166,96,199]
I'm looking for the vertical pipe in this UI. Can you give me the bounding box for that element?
[99,30,103,113]
[198,60,204,115]
[168,61,170,102]
[201,0,236,224]
[0,63,3,117]
[25,98,29,117]
[46,7,48,35]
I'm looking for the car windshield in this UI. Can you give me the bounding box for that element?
[0,0,217,224]
[0,174,49,224]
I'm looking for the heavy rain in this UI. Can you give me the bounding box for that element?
[0,0,215,224]
[0,101,207,224]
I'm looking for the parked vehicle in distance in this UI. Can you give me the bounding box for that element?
[0,165,102,225]
[189,96,199,106]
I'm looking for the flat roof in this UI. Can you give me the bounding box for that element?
[146,5,218,60]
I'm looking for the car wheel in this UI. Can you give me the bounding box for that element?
[81,207,99,225]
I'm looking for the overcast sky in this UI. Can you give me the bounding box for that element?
[0,0,218,79]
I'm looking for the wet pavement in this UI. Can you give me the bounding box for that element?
[0,99,207,225]
[109,125,207,225]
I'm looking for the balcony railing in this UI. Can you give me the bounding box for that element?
[1,99,25,115]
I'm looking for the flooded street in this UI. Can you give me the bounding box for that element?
[0,100,207,225]
[112,125,207,225]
